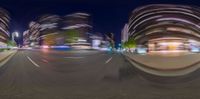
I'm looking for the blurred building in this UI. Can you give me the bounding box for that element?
[23,12,92,48]
[0,8,10,48]
[23,30,30,46]
[62,12,92,48]
[89,32,112,50]
[89,33,103,49]
[23,21,40,47]
[129,4,200,53]
[38,14,61,46]
[121,24,129,43]
[62,13,92,38]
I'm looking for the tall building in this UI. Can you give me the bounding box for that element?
[38,14,61,46]
[62,13,92,37]
[121,24,129,43]
[0,8,10,48]
[129,4,200,52]
[23,21,40,47]
[23,30,30,46]
[62,12,92,47]
[23,12,92,48]
[89,33,103,49]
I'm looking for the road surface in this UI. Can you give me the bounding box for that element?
[0,49,200,99]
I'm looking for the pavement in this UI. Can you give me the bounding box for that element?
[1,49,200,99]
[124,52,200,76]
[0,50,17,67]
[0,50,16,61]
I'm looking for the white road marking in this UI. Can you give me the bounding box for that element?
[64,57,84,59]
[105,57,112,64]
[27,56,40,67]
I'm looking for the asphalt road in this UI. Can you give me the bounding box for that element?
[0,49,200,99]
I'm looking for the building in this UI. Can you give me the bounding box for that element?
[38,14,61,46]
[62,13,92,39]
[23,30,30,46]
[0,8,10,48]
[121,24,129,43]
[23,12,92,48]
[23,21,41,47]
[62,12,92,48]
[89,33,103,49]
[129,4,200,53]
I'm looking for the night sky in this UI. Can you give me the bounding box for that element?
[0,0,200,45]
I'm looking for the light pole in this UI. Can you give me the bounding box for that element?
[12,32,19,42]
[11,32,20,47]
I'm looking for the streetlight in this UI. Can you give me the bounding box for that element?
[12,31,19,41]
[15,32,19,37]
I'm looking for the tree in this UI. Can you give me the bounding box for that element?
[64,30,79,43]
[127,38,136,48]
[7,40,16,47]
[122,38,136,51]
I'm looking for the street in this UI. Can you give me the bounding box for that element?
[0,49,200,99]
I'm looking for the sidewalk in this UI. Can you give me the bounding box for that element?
[123,52,200,76]
[0,50,17,66]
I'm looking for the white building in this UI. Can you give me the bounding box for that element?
[121,24,129,43]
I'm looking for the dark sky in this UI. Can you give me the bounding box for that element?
[0,0,200,44]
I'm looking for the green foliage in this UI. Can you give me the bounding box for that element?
[63,30,79,43]
[122,42,128,48]
[0,49,4,52]
[7,40,16,47]
[122,38,136,49]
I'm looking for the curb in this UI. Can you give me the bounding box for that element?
[0,50,17,68]
[123,53,200,77]
[0,52,14,62]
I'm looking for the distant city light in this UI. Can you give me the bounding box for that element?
[41,45,49,49]
[50,46,70,48]
[137,48,147,54]
[158,42,183,46]
[77,39,87,42]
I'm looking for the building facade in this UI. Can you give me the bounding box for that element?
[0,8,10,48]
[121,23,129,43]
[38,14,61,46]
[62,12,92,48]
[129,4,200,52]
[23,12,92,48]
[23,21,41,47]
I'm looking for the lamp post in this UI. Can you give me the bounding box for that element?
[12,32,19,42]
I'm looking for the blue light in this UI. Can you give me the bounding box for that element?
[191,47,200,52]
[51,46,70,48]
